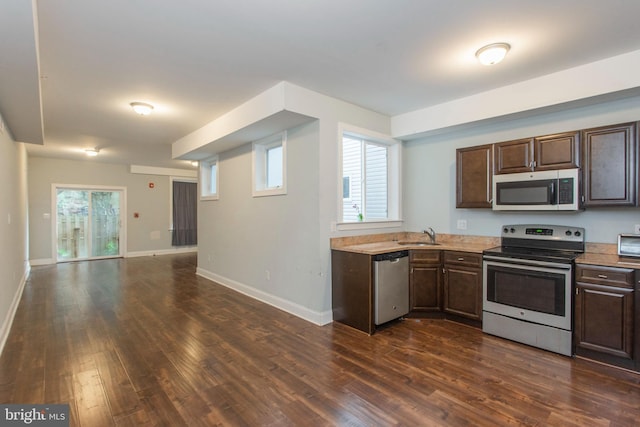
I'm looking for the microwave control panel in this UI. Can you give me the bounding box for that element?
[557,177,574,204]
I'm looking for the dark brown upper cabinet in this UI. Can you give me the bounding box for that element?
[456,144,493,208]
[534,131,580,171]
[494,138,534,174]
[494,132,580,174]
[582,122,638,207]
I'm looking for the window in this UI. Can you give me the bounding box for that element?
[339,125,401,225]
[343,176,351,200]
[200,156,219,200]
[253,131,287,197]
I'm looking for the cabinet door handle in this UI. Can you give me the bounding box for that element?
[457,257,465,261]
[597,274,608,279]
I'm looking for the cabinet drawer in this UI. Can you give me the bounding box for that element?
[410,250,441,264]
[575,265,634,288]
[444,251,482,268]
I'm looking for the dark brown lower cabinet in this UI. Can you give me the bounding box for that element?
[443,251,483,321]
[575,265,636,369]
[331,250,374,334]
[409,250,442,313]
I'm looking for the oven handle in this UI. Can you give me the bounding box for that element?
[483,255,572,270]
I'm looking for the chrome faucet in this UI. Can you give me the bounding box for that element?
[423,227,436,244]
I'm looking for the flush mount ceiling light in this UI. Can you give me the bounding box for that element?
[85,148,99,157]
[130,101,154,116]
[475,43,511,66]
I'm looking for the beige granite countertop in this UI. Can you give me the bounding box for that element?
[331,232,499,255]
[577,252,640,268]
[333,234,640,269]
[575,242,640,268]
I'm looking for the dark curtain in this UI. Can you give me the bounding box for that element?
[172,181,197,246]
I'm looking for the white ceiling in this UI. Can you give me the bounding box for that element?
[3,0,640,169]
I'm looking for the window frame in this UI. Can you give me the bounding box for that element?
[337,123,402,230]
[199,156,219,201]
[252,131,287,197]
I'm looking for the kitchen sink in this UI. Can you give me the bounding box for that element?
[396,241,440,246]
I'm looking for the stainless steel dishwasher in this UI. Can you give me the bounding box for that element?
[373,250,409,325]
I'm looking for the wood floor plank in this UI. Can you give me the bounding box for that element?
[93,349,140,419]
[1,253,639,426]
[73,369,114,427]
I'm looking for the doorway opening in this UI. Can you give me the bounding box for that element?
[54,185,126,262]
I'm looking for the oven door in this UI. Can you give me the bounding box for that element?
[483,257,572,330]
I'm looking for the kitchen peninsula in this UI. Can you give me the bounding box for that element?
[331,231,640,373]
[331,232,498,335]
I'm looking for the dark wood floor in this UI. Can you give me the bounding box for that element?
[1,253,639,426]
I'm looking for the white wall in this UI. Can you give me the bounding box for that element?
[403,95,640,243]
[197,121,326,314]
[28,157,195,262]
[191,83,396,324]
[0,120,29,356]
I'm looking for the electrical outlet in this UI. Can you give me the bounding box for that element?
[634,224,640,234]
[265,270,270,281]
[457,219,467,230]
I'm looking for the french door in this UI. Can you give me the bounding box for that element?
[54,185,125,262]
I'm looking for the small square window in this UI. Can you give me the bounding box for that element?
[200,156,219,200]
[266,145,283,189]
[252,131,287,197]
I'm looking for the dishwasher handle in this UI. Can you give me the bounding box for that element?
[373,250,409,262]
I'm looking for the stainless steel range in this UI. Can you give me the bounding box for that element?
[482,224,585,356]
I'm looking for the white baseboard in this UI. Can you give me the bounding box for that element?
[29,258,55,266]
[30,248,197,265]
[126,247,197,258]
[0,263,30,357]
[196,267,333,326]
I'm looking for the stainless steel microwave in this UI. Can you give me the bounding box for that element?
[492,168,580,211]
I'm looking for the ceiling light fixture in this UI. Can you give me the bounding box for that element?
[85,148,99,157]
[475,43,510,66]
[130,101,154,116]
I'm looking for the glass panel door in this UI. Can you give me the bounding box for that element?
[56,188,122,262]
[56,189,89,260]
[90,191,121,257]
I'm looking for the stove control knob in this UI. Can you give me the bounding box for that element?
[574,231,582,237]
[565,230,572,236]
[510,227,515,233]
[503,227,509,234]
